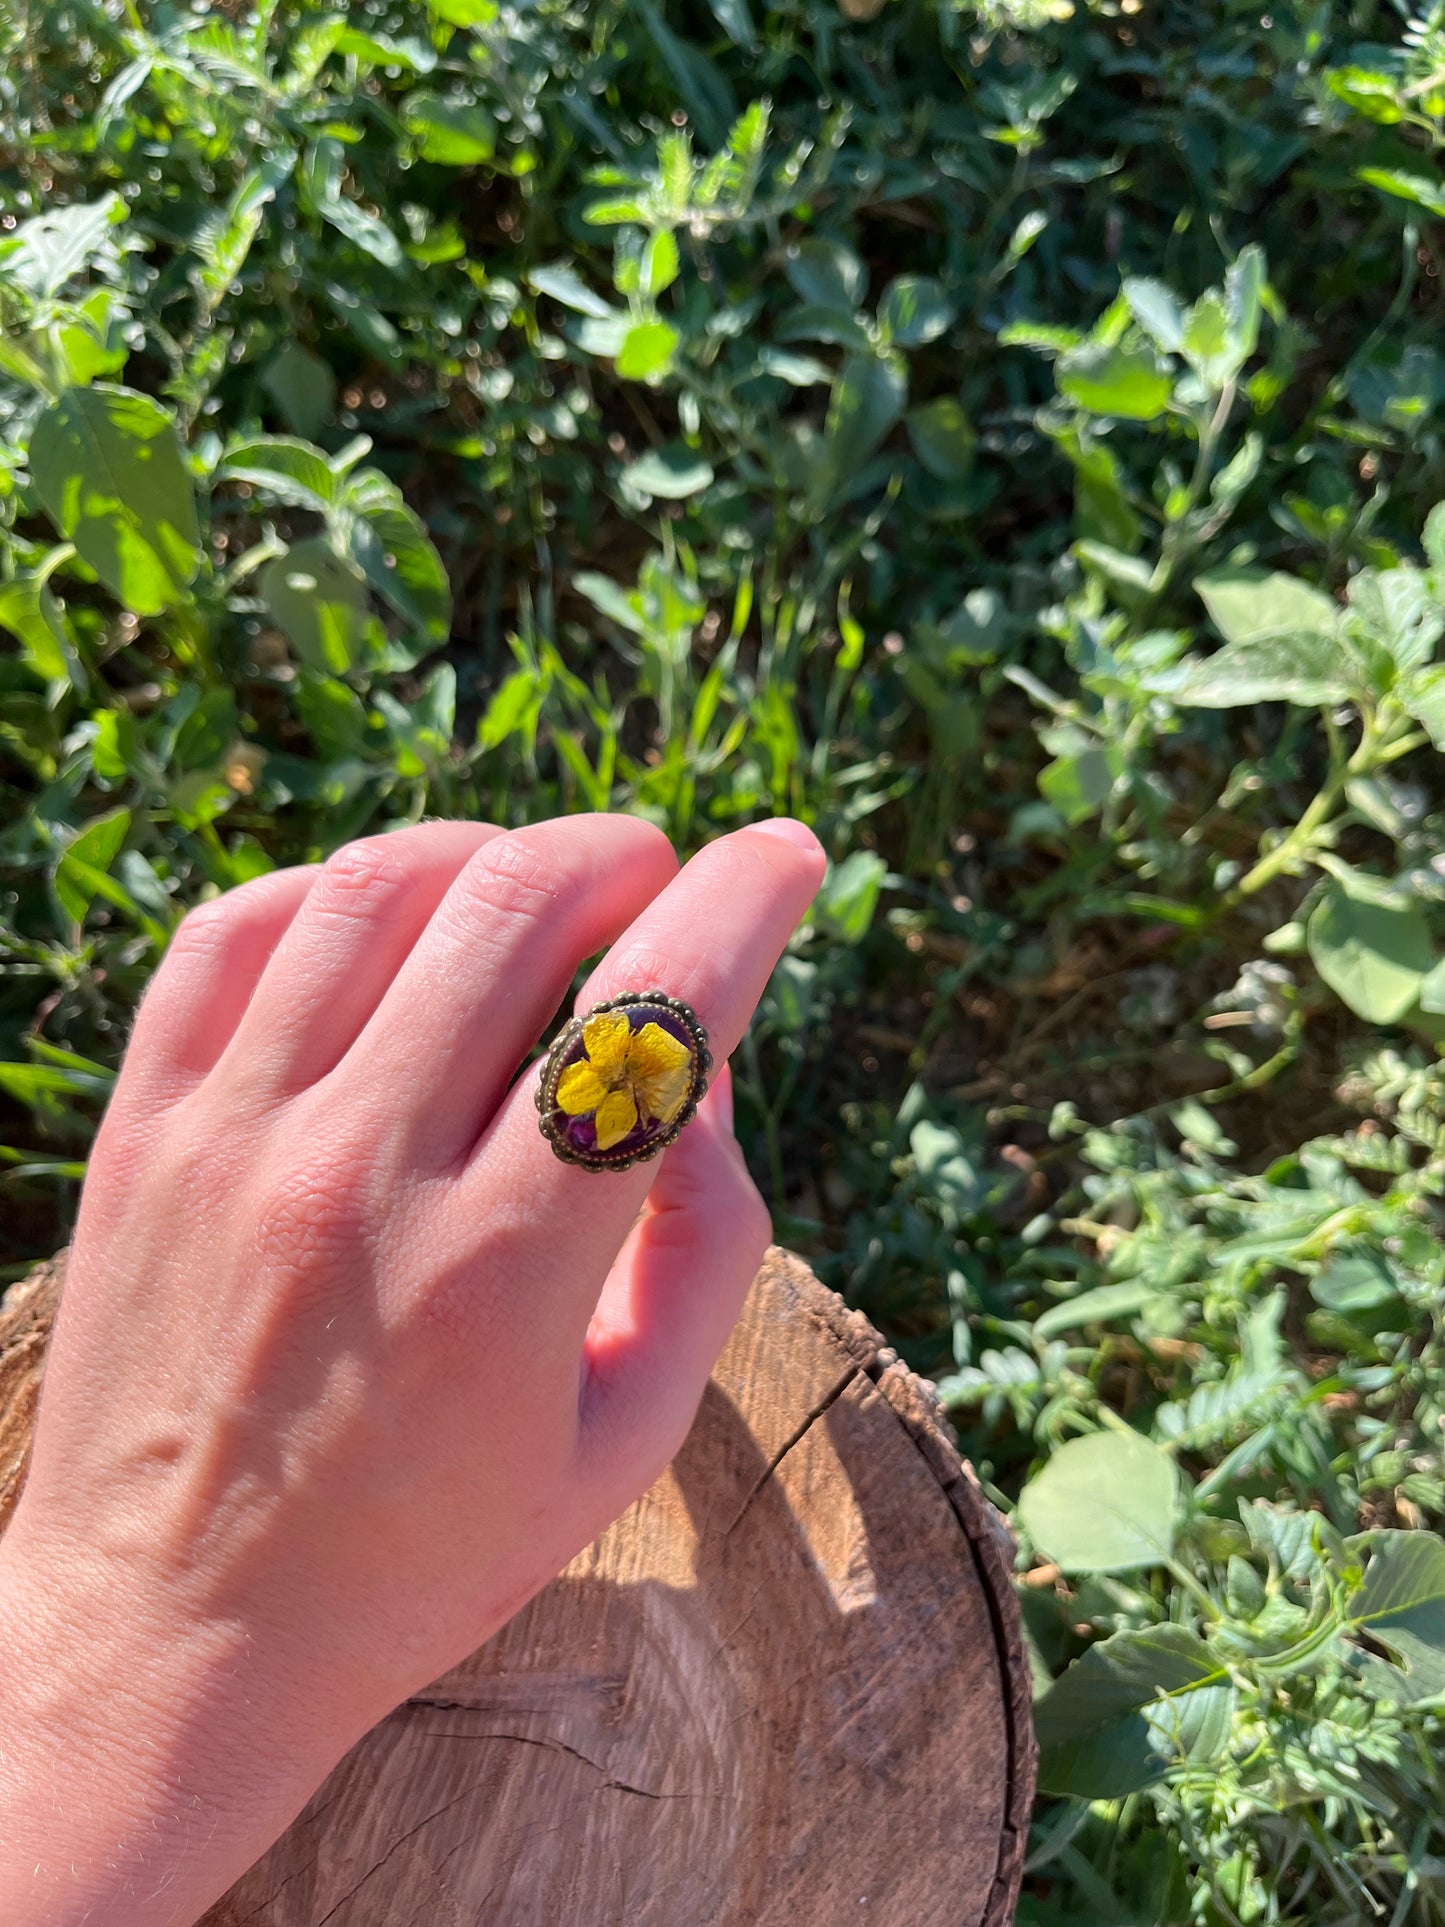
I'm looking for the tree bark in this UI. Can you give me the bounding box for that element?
[0,1248,1034,1926]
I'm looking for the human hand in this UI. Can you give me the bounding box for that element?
[0,812,823,1927]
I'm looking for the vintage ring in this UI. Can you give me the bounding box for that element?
[535,992,713,1172]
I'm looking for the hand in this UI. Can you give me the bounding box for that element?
[0,813,823,1927]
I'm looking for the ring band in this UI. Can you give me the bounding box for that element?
[536,992,712,1172]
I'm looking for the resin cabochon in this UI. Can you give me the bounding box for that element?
[538,996,710,1170]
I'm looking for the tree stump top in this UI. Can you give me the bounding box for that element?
[0,1249,1034,1926]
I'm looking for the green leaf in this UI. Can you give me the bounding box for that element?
[1165,632,1355,708]
[0,574,83,688]
[783,236,867,313]
[0,194,124,298]
[403,92,497,166]
[814,850,887,944]
[261,344,336,441]
[878,275,953,347]
[1401,664,1445,750]
[54,808,130,925]
[262,538,372,673]
[1017,1428,1179,1573]
[616,321,679,381]
[1195,569,1340,645]
[1122,277,1186,353]
[428,0,497,22]
[1347,566,1442,672]
[295,669,368,760]
[641,230,680,298]
[905,397,975,480]
[530,263,615,319]
[1310,1249,1402,1315]
[1308,868,1433,1024]
[1358,168,1445,220]
[343,471,452,644]
[1348,1531,1445,1702]
[1035,1626,1235,1798]
[1033,1281,1162,1342]
[620,445,715,500]
[1057,343,1173,421]
[1225,244,1266,365]
[219,436,336,512]
[817,354,907,502]
[477,666,548,751]
[1039,744,1122,825]
[30,386,201,616]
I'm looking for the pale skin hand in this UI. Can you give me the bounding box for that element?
[0,812,824,1927]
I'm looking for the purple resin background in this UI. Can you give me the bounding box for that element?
[549,1002,697,1159]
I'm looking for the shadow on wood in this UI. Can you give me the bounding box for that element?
[0,1248,1034,1926]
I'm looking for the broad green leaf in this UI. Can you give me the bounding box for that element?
[1165,632,1355,708]
[906,398,975,480]
[1039,744,1121,824]
[403,92,497,165]
[705,0,756,45]
[814,850,887,944]
[343,472,452,643]
[1194,569,1340,645]
[1358,168,1445,220]
[295,669,368,760]
[818,354,907,500]
[1057,343,1172,421]
[1327,65,1405,123]
[0,574,83,688]
[261,344,336,441]
[219,436,336,512]
[758,347,832,387]
[1225,244,1266,364]
[30,386,200,616]
[1308,867,1433,1024]
[783,236,867,313]
[616,321,679,381]
[573,571,645,634]
[620,446,715,499]
[1035,1626,1234,1798]
[1017,1428,1179,1573]
[263,538,372,673]
[0,194,124,298]
[1347,566,1442,672]
[54,808,131,925]
[1348,1531,1445,1702]
[878,275,953,347]
[193,161,291,307]
[910,1119,990,1218]
[1424,502,1445,575]
[1310,1249,1402,1315]
[1401,665,1445,750]
[1122,277,1186,353]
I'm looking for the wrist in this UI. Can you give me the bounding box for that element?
[0,1514,343,1927]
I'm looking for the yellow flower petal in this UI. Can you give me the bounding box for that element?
[582,1009,632,1083]
[594,1089,639,1150]
[632,1059,691,1128]
[556,1061,609,1116]
[625,1021,691,1084]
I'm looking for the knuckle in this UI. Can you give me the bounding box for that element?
[249,1152,375,1283]
[315,836,411,911]
[454,832,564,931]
[598,944,711,1017]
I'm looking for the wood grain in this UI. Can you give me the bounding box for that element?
[0,1248,1033,1926]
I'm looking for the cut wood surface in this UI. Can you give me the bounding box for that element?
[0,1248,1034,1926]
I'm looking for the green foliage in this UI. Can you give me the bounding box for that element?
[4,0,1445,1919]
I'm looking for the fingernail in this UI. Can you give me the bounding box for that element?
[750,817,823,857]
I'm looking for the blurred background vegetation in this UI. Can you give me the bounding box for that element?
[5,0,1445,1918]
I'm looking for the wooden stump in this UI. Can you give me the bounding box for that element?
[0,1250,1034,1926]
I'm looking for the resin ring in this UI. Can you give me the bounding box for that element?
[536,992,713,1172]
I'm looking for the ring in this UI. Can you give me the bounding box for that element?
[536,992,713,1172]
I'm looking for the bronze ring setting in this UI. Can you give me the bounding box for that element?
[536,991,713,1173]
